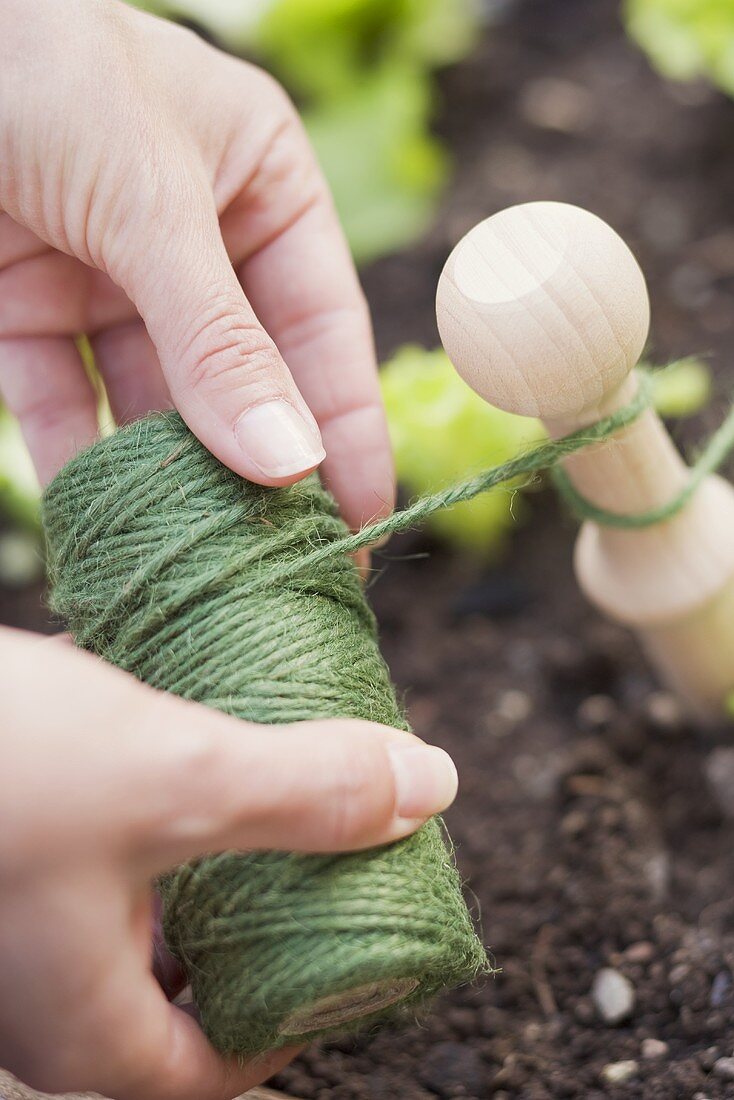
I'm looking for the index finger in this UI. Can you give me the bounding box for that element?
[222,114,395,532]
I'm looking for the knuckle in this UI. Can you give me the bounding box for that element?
[18,390,95,441]
[248,64,297,116]
[181,311,285,399]
[248,103,323,208]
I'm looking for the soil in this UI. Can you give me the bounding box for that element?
[4,0,734,1098]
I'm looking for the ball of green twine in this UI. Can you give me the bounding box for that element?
[42,412,487,1057]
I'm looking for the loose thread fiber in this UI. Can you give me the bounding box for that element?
[42,414,488,1057]
[42,376,734,1056]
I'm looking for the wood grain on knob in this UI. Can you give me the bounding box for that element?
[436,201,650,421]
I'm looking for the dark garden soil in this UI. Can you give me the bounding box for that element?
[4,1,734,1098]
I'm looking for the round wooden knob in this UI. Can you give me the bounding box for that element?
[436,201,651,421]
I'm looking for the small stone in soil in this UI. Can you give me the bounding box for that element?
[641,1038,669,1059]
[494,688,532,724]
[642,690,685,733]
[519,76,594,133]
[600,1060,639,1084]
[591,967,635,1024]
[713,1056,734,1081]
[624,941,655,964]
[710,969,732,1007]
[576,693,617,730]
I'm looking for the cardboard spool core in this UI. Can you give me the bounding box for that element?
[278,977,420,1035]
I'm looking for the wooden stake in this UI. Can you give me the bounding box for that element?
[436,200,734,719]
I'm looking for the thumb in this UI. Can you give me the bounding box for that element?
[124,694,458,874]
[114,174,324,485]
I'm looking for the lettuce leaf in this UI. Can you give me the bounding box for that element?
[626,0,734,96]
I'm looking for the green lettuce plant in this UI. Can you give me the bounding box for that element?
[305,65,447,263]
[253,0,477,100]
[381,345,546,556]
[626,0,734,96]
[381,346,712,556]
[128,0,478,264]
[0,408,40,531]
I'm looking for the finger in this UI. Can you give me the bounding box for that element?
[3,632,457,868]
[0,213,48,269]
[0,336,99,483]
[42,946,295,1100]
[112,994,296,1100]
[121,691,458,875]
[92,319,172,424]
[151,891,187,1000]
[115,168,324,487]
[0,249,133,336]
[226,124,394,530]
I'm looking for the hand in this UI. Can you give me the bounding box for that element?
[0,0,394,531]
[0,628,457,1100]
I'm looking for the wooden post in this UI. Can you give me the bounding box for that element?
[436,200,734,719]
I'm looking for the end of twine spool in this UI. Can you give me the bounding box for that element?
[277,977,420,1037]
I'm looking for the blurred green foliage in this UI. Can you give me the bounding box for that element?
[0,408,40,531]
[305,66,447,263]
[626,0,734,96]
[381,345,546,556]
[648,356,712,417]
[254,0,476,100]
[381,346,712,557]
[130,0,478,263]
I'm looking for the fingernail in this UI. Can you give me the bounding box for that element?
[235,401,325,478]
[387,742,458,819]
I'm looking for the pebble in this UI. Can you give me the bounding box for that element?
[592,967,635,1024]
[495,688,532,724]
[704,748,734,819]
[642,690,685,733]
[576,693,617,730]
[519,76,593,133]
[710,969,732,1007]
[641,1037,669,1059]
[713,1057,734,1081]
[600,1060,639,1084]
[624,941,655,964]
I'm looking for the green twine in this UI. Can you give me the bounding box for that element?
[552,371,734,530]
[43,415,488,1058]
[41,372,734,1057]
